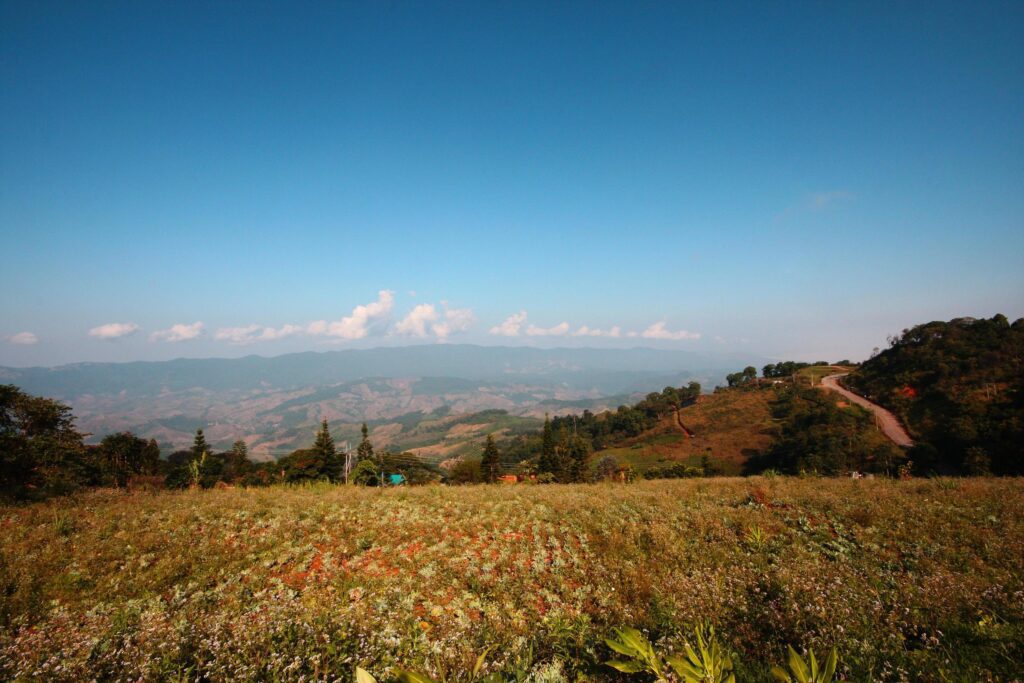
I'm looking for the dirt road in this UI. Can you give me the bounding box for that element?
[674,408,695,437]
[820,373,915,447]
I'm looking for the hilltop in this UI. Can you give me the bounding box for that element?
[845,315,1024,474]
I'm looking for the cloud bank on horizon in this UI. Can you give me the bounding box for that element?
[4,291,703,350]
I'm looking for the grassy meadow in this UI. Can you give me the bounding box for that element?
[1,478,1022,682]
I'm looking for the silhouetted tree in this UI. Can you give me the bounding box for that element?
[191,429,209,459]
[313,419,342,480]
[480,434,501,483]
[538,414,557,477]
[357,422,374,462]
[0,385,90,498]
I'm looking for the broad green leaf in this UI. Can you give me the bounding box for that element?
[472,646,495,679]
[822,648,838,681]
[616,627,651,656]
[356,667,378,683]
[667,654,702,678]
[787,646,810,683]
[606,659,647,673]
[770,665,793,683]
[605,637,641,657]
[397,671,437,683]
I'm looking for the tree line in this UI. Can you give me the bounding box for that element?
[0,383,453,500]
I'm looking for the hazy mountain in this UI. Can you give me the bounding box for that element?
[0,344,765,459]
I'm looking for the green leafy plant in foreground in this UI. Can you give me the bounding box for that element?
[666,623,735,683]
[605,626,667,679]
[605,623,735,683]
[770,645,837,683]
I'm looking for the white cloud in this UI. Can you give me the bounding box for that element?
[641,321,701,341]
[526,321,570,337]
[626,331,639,338]
[395,304,438,338]
[213,323,309,345]
[7,331,38,345]
[260,324,303,341]
[215,325,261,344]
[150,321,204,342]
[571,325,622,338]
[308,290,394,340]
[489,311,528,337]
[89,322,139,340]
[396,302,475,341]
[432,303,475,341]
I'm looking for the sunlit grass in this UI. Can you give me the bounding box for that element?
[1,478,1021,681]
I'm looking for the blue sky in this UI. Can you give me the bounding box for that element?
[2,1,1022,366]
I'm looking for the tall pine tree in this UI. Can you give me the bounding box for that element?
[565,433,591,483]
[313,419,342,481]
[356,422,375,462]
[191,428,208,460]
[538,414,557,477]
[481,434,501,483]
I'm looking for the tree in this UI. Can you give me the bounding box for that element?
[191,428,209,460]
[538,414,557,477]
[448,457,482,484]
[480,434,501,483]
[0,385,90,498]
[726,366,759,387]
[97,431,160,486]
[350,458,379,486]
[565,433,591,483]
[594,455,620,481]
[223,440,251,482]
[357,422,375,462]
[313,419,342,481]
[279,448,326,482]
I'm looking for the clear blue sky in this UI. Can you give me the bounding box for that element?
[2,1,1022,366]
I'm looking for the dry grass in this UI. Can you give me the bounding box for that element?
[0,478,1021,681]
[598,390,776,474]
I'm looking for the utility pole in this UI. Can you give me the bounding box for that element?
[342,441,352,484]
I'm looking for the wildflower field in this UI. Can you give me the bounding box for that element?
[0,478,1021,681]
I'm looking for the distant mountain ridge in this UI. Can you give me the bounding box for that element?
[0,345,762,397]
[0,345,767,459]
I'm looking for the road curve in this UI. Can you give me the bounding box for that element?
[820,373,915,447]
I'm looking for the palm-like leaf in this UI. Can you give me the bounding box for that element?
[771,645,839,683]
[356,667,378,683]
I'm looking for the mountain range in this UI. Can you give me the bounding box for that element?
[0,344,764,460]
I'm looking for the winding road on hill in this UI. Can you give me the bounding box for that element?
[820,373,915,447]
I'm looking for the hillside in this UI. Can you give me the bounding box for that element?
[593,389,775,475]
[845,315,1024,474]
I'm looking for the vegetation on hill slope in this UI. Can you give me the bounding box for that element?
[747,385,904,476]
[1,479,1020,681]
[593,389,775,476]
[845,315,1024,475]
